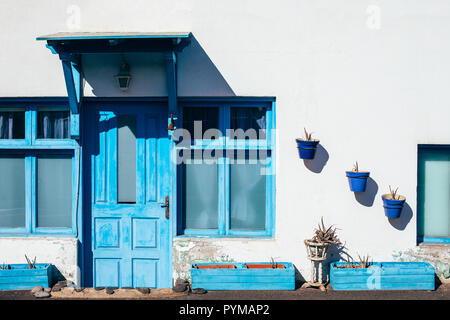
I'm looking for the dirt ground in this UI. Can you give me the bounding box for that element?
[0,283,449,300]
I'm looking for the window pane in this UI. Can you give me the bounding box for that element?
[230,107,266,139]
[0,155,25,228]
[37,155,72,228]
[183,161,218,229]
[230,157,266,230]
[117,115,136,203]
[37,111,70,139]
[418,148,450,238]
[182,107,219,139]
[0,111,25,139]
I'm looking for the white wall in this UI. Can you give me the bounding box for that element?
[1,0,449,281]
[0,238,78,284]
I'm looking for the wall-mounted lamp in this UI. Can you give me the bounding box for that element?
[115,55,131,91]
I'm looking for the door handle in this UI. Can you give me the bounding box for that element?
[159,196,169,219]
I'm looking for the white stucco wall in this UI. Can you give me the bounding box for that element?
[0,238,78,284]
[0,0,449,282]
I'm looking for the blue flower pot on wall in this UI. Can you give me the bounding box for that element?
[346,171,370,192]
[295,139,320,159]
[381,194,406,219]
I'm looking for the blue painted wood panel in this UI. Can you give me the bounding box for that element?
[88,103,171,288]
[191,262,295,290]
[330,262,435,291]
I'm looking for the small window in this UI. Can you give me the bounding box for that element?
[418,146,450,241]
[37,110,70,139]
[230,155,266,230]
[182,107,219,139]
[37,155,72,228]
[117,115,137,203]
[230,107,266,140]
[183,158,219,230]
[0,155,26,228]
[0,110,25,139]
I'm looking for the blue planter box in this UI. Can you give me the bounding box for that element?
[0,264,53,290]
[191,262,295,290]
[330,262,435,291]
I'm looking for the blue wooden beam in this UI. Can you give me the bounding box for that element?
[165,51,177,115]
[60,53,82,139]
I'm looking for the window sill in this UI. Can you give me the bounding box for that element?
[175,235,275,240]
[417,236,450,245]
[0,233,77,239]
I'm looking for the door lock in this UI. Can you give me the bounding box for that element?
[160,196,169,219]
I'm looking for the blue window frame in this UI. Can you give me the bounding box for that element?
[0,100,79,237]
[176,98,276,237]
[417,145,450,244]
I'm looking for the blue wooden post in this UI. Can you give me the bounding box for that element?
[165,51,177,116]
[60,53,82,140]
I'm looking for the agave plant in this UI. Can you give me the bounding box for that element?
[311,217,340,244]
[25,254,36,269]
[389,185,401,200]
[303,127,313,141]
[0,263,10,270]
[357,254,372,269]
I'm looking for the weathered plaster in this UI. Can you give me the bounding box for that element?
[173,238,236,281]
[393,245,450,282]
[0,237,79,285]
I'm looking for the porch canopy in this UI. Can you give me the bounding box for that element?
[36,32,192,138]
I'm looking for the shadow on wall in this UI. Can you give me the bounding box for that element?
[303,144,329,173]
[388,202,413,230]
[82,35,235,97]
[51,265,66,284]
[354,177,379,207]
[293,265,306,289]
[177,36,235,96]
[319,243,352,283]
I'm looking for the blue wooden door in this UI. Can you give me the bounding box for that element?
[87,103,171,288]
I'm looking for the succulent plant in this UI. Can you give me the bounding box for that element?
[357,254,372,269]
[388,185,401,200]
[25,255,36,269]
[303,127,313,141]
[0,263,10,270]
[311,217,340,244]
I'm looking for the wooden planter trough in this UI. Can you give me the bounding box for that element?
[330,262,435,291]
[191,262,295,290]
[0,264,53,290]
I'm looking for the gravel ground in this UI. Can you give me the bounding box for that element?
[0,283,449,300]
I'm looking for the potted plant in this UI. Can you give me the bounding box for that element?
[191,262,295,290]
[346,161,370,192]
[304,217,340,261]
[381,186,405,219]
[330,255,435,290]
[0,255,53,290]
[295,128,320,159]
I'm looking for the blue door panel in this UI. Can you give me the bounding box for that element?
[94,218,120,248]
[133,259,158,288]
[86,104,171,288]
[95,259,121,287]
[133,218,158,248]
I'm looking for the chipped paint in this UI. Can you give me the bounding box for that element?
[393,245,450,281]
[173,239,236,281]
